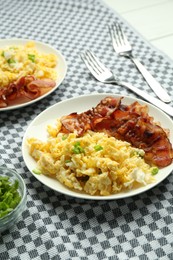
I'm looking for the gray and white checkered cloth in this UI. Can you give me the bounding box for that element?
[0,0,173,259]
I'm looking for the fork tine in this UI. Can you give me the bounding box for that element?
[86,50,108,72]
[109,23,124,47]
[114,22,131,47]
[108,24,121,47]
[109,22,131,49]
[80,51,99,76]
[114,22,130,46]
[81,50,106,77]
[85,50,102,74]
[81,50,107,74]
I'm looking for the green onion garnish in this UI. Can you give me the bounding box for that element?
[0,176,21,218]
[94,145,103,151]
[7,58,16,64]
[28,54,35,62]
[32,169,42,175]
[62,135,68,140]
[72,142,84,154]
[151,167,159,175]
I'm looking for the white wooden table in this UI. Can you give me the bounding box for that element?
[103,0,173,60]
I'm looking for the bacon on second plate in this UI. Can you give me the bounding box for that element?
[0,75,56,107]
[60,96,173,168]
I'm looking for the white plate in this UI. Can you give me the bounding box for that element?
[22,93,173,200]
[0,38,67,111]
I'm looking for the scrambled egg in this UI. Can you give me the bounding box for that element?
[27,123,156,196]
[0,41,57,88]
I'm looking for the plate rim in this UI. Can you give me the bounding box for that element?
[22,93,173,200]
[0,38,67,111]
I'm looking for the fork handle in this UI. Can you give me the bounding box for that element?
[130,57,171,103]
[119,80,173,117]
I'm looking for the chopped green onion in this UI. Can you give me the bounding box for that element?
[65,160,71,163]
[72,142,84,154]
[130,149,144,158]
[7,58,16,64]
[32,169,42,175]
[151,167,159,175]
[28,54,35,62]
[94,145,103,151]
[62,135,68,140]
[0,176,21,218]
[1,51,4,57]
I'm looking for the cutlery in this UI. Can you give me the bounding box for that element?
[80,50,173,117]
[108,22,171,103]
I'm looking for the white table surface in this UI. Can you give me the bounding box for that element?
[103,0,173,60]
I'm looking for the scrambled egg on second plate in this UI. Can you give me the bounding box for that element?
[0,41,57,88]
[27,122,156,196]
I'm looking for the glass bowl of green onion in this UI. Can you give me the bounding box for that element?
[0,166,27,232]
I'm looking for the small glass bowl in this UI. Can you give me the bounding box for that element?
[0,166,27,232]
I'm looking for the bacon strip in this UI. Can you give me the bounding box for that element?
[59,96,173,168]
[0,76,56,107]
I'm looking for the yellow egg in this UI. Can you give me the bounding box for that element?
[27,129,155,196]
[0,41,57,89]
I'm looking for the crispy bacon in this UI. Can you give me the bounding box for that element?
[61,111,93,136]
[0,76,56,107]
[59,96,173,168]
[0,98,7,108]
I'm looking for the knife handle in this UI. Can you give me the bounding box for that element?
[131,57,171,103]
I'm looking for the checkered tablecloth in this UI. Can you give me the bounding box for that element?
[0,0,173,259]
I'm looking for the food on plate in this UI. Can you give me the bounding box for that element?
[59,96,173,168]
[0,41,57,107]
[26,96,173,196]
[27,131,156,196]
[0,175,21,218]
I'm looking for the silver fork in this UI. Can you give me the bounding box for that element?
[108,22,171,103]
[80,50,173,117]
